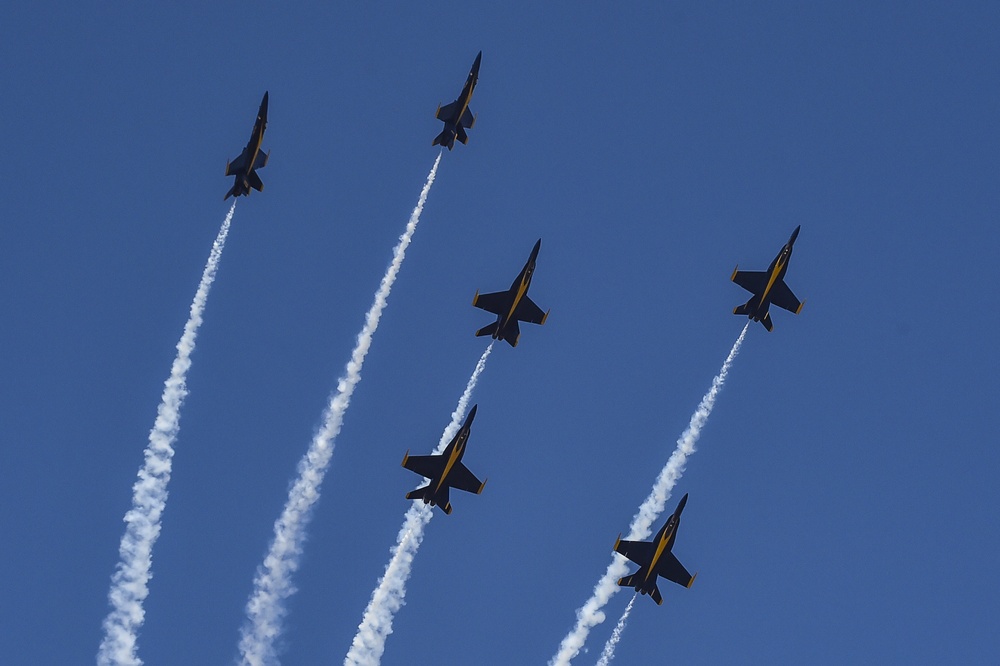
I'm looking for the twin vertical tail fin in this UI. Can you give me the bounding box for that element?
[432,129,455,150]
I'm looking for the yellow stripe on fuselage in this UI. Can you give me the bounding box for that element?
[504,278,530,328]
[645,523,675,582]
[434,436,465,493]
[760,256,786,304]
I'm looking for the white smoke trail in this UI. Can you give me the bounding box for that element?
[238,154,441,666]
[595,593,636,666]
[98,201,237,666]
[344,343,494,666]
[551,323,750,666]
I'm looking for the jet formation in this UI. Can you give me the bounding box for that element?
[473,239,549,347]
[432,51,482,150]
[224,91,270,200]
[401,405,487,515]
[731,225,805,331]
[614,493,697,605]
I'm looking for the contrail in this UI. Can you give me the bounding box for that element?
[551,323,749,666]
[345,343,494,666]
[595,593,636,666]
[239,154,441,666]
[98,201,237,666]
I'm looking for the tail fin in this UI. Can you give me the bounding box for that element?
[432,129,455,150]
[475,322,498,338]
[733,302,751,316]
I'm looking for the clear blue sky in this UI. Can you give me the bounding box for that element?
[2,2,998,664]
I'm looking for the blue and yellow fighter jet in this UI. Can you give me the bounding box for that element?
[731,225,805,331]
[614,493,697,605]
[472,239,549,347]
[401,405,486,515]
[432,51,481,150]
[224,91,270,200]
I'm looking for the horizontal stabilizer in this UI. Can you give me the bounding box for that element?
[761,312,774,331]
[475,322,498,338]
[405,486,428,501]
[502,320,520,347]
[248,170,264,192]
[456,125,469,145]
[617,573,640,589]
[733,303,751,316]
[650,584,663,605]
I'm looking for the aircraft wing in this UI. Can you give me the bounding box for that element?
[769,279,803,314]
[655,551,695,588]
[732,269,768,295]
[251,150,269,170]
[402,453,444,480]
[446,461,485,494]
[226,152,248,176]
[614,539,654,567]
[436,101,460,121]
[514,295,548,325]
[473,290,511,316]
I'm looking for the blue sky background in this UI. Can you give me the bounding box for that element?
[2,2,999,664]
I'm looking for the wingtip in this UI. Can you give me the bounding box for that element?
[730,265,739,282]
[796,300,805,315]
[688,572,699,588]
[541,309,550,326]
[401,450,410,467]
[613,533,622,552]
[478,478,487,494]
[472,290,479,306]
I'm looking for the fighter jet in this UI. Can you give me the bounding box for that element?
[614,493,697,605]
[401,405,486,515]
[731,225,805,331]
[473,239,549,347]
[224,91,270,200]
[432,51,481,150]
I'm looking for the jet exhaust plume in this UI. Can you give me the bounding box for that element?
[238,154,441,666]
[595,593,637,666]
[98,202,237,666]
[345,343,494,666]
[550,323,750,666]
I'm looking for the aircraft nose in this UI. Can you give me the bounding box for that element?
[789,225,800,244]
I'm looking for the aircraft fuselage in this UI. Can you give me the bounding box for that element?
[745,227,798,321]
